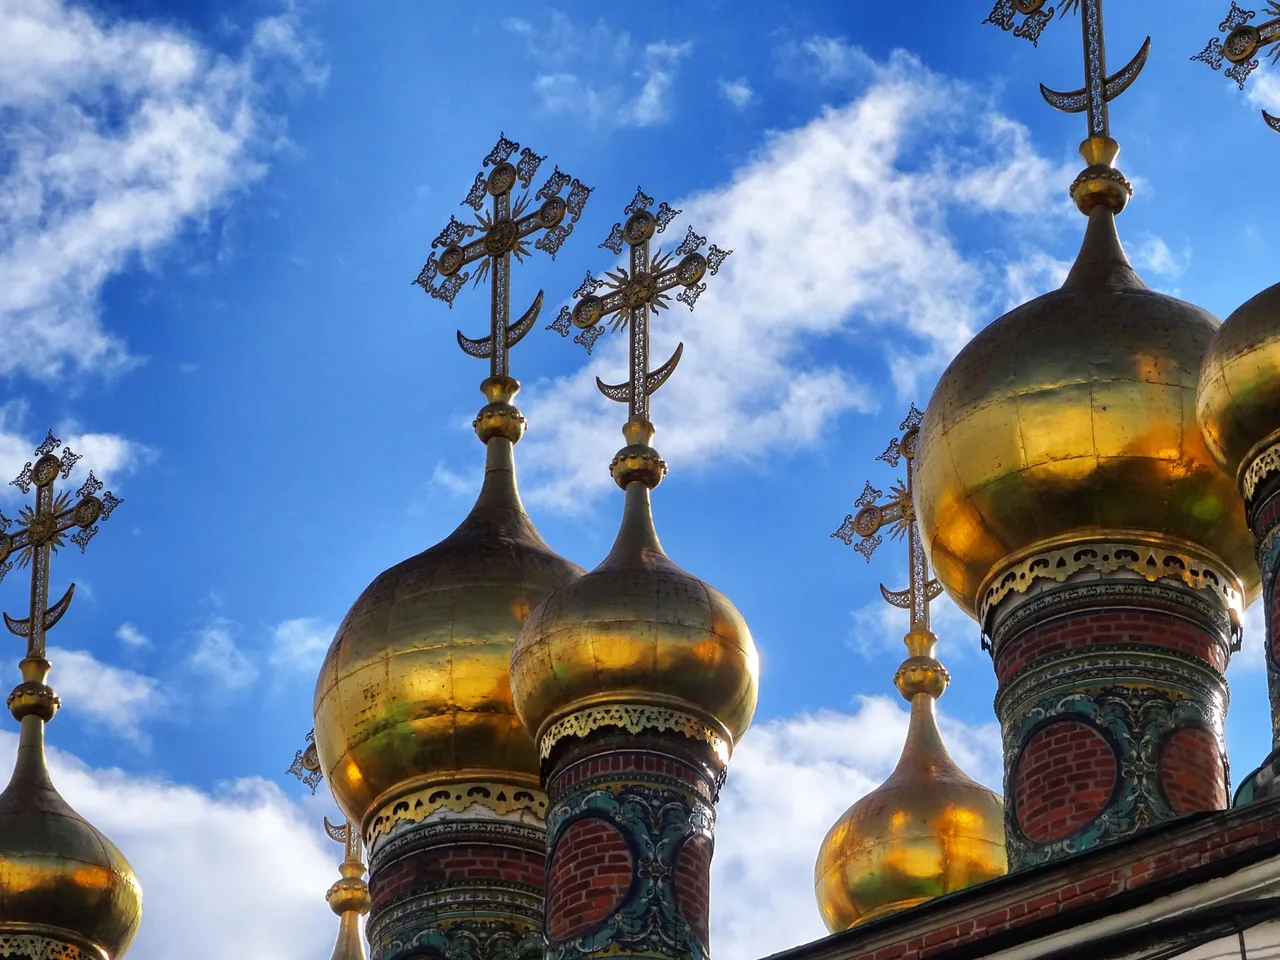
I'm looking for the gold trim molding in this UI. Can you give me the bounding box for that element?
[538,703,731,766]
[979,536,1243,627]
[1242,434,1280,502]
[0,935,91,960]
[365,781,548,845]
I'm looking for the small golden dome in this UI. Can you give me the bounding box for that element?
[815,632,1006,931]
[916,208,1255,616]
[511,480,759,753]
[0,661,142,959]
[1198,282,1280,489]
[313,382,583,825]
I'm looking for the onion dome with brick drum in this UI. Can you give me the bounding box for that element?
[817,410,1005,931]
[312,375,585,827]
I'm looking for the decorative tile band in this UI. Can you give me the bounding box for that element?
[1243,435,1280,503]
[0,935,92,960]
[538,703,731,766]
[366,781,547,846]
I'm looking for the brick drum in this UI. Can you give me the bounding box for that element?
[1014,720,1117,843]
[1159,726,1227,815]
[368,843,544,912]
[546,817,634,940]
[674,835,712,948]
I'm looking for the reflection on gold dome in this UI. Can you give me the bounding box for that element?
[915,208,1256,617]
[1198,282,1280,490]
[313,383,584,825]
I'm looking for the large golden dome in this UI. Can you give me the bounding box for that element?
[511,480,759,754]
[814,630,1005,931]
[916,208,1255,617]
[0,661,142,960]
[1198,282,1280,489]
[313,381,584,824]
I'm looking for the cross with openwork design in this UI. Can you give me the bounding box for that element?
[287,728,324,794]
[831,406,942,634]
[1193,3,1280,132]
[0,431,122,661]
[547,187,730,424]
[413,133,592,378]
[325,815,361,865]
[984,0,1150,139]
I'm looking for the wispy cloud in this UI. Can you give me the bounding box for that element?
[506,13,691,128]
[268,617,334,673]
[188,616,258,690]
[718,76,755,110]
[0,0,325,380]
[48,645,164,746]
[116,622,152,648]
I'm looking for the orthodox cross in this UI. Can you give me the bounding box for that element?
[1193,3,1280,132]
[983,0,1150,139]
[287,729,324,793]
[413,133,592,378]
[547,187,730,424]
[325,816,362,866]
[831,406,942,634]
[0,432,121,661]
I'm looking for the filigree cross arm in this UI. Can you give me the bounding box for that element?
[1193,3,1280,131]
[325,815,361,864]
[286,729,324,794]
[0,432,122,660]
[413,132,592,378]
[547,187,731,424]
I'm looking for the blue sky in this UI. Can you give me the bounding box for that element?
[3,0,1280,957]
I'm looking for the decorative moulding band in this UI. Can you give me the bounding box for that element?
[1242,433,1280,503]
[978,536,1243,629]
[0,934,93,960]
[365,781,549,846]
[538,703,731,766]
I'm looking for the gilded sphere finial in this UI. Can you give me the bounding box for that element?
[1070,136,1131,215]
[609,419,667,489]
[474,376,527,444]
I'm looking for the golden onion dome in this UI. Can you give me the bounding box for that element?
[915,206,1255,618]
[511,441,759,755]
[815,630,1006,930]
[313,378,584,825]
[1198,282,1280,493]
[0,658,142,960]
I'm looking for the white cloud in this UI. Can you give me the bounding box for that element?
[521,49,1067,510]
[0,729,336,960]
[189,616,259,690]
[1130,234,1188,278]
[269,617,334,673]
[0,0,323,380]
[507,13,691,128]
[116,622,152,648]
[712,700,1003,958]
[848,589,980,663]
[1247,70,1280,116]
[776,35,875,85]
[47,645,163,746]
[1000,250,1073,311]
[718,77,755,109]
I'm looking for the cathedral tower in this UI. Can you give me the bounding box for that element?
[513,190,756,960]
[915,5,1255,869]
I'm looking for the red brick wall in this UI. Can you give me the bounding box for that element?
[674,835,712,948]
[369,843,544,911]
[549,748,711,800]
[1159,726,1227,815]
[546,817,633,940]
[1014,720,1116,842]
[995,609,1225,683]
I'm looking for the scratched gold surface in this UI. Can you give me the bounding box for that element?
[511,482,759,748]
[1198,281,1280,485]
[312,437,583,825]
[916,210,1256,616]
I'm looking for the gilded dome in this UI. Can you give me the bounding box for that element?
[313,416,584,825]
[915,209,1255,617]
[1197,281,1280,488]
[511,481,759,752]
[814,632,1006,930]
[0,669,142,959]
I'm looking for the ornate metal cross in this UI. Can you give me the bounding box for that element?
[287,728,324,793]
[831,406,942,634]
[547,187,730,424]
[984,0,1150,139]
[414,133,592,378]
[1193,3,1280,132]
[325,815,361,865]
[0,432,121,661]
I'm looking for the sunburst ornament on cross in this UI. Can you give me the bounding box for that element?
[831,405,942,635]
[413,132,592,379]
[0,431,122,662]
[1193,2,1280,132]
